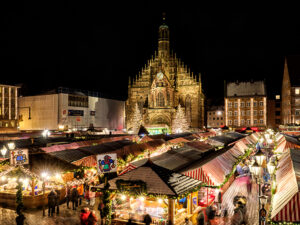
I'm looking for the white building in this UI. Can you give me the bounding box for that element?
[18,88,125,131]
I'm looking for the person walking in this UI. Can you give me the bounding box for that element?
[47,189,57,216]
[80,207,90,225]
[55,189,61,214]
[71,185,79,210]
[143,213,152,225]
[88,187,96,207]
[65,185,72,209]
[196,210,205,225]
[78,183,84,206]
[87,210,98,225]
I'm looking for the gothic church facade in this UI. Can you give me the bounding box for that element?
[126,19,205,133]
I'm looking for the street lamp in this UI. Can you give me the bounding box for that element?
[1,146,7,157]
[7,142,15,150]
[267,161,276,178]
[259,195,268,224]
[255,148,266,166]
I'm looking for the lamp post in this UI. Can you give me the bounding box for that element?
[259,195,268,225]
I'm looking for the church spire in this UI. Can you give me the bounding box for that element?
[158,13,170,58]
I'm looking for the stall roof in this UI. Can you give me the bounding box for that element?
[78,140,133,155]
[29,152,79,174]
[131,142,216,172]
[283,134,300,146]
[106,160,202,196]
[290,149,300,188]
[49,148,92,163]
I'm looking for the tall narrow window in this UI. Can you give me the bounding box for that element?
[157,92,165,107]
[185,95,192,123]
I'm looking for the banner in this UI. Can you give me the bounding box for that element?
[10,149,29,166]
[96,153,117,173]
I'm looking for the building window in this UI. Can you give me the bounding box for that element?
[253,101,257,107]
[229,120,232,125]
[228,102,232,108]
[229,111,232,116]
[209,112,211,115]
[253,110,257,116]
[296,89,300,95]
[234,102,238,108]
[241,111,244,116]
[260,119,264,124]
[259,101,264,106]
[241,119,244,125]
[234,111,237,116]
[276,95,280,100]
[296,110,300,115]
[221,117,223,120]
[217,117,219,120]
[275,111,280,116]
[157,92,165,107]
[240,102,245,107]
[246,102,250,107]
[247,119,251,125]
[275,119,281,124]
[247,110,250,116]
[68,95,89,108]
[254,120,257,124]
[213,118,215,120]
[260,110,264,116]
[234,120,238,125]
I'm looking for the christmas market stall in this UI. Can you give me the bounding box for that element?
[0,152,80,208]
[101,159,202,225]
[270,148,300,223]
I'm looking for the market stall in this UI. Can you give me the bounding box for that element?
[271,149,300,223]
[102,159,202,225]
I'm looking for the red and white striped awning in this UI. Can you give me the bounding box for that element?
[119,164,137,176]
[184,168,215,186]
[273,192,300,222]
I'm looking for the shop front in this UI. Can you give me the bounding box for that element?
[101,159,202,225]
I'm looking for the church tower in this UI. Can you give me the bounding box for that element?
[126,16,205,134]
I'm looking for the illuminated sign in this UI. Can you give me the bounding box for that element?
[10,149,29,166]
[68,110,84,116]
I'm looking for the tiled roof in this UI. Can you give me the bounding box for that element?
[226,80,266,97]
[290,149,300,189]
[107,160,202,196]
[49,149,92,163]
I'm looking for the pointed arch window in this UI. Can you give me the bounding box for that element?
[185,95,192,123]
[157,92,165,107]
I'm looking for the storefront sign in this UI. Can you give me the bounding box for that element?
[68,110,84,116]
[116,179,147,194]
[10,149,29,165]
[96,153,117,173]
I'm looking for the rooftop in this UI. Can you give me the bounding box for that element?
[226,80,266,97]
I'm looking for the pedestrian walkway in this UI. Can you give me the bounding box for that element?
[221,175,259,225]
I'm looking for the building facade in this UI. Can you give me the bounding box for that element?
[267,95,281,129]
[207,106,224,128]
[0,84,19,133]
[19,88,125,131]
[126,19,205,134]
[281,57,300,125]
[224,81,267,129]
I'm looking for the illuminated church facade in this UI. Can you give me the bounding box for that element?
[126,19,205,134]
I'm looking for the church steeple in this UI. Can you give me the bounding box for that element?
[158,13,170,58]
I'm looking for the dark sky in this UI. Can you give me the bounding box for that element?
[2,3,300,100]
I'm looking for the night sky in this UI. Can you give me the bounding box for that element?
[2,3,300,101]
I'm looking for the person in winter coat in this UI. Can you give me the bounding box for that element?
[78,184,84,206]
[55,189,60,214]
[143,213,152,225]
[65,185,72,209]
[47,190,57,216]
[87,210,98,225]
[80,208,90,225]
[196,210,205,225]
[71,185,79,210]
[88,187,96,207]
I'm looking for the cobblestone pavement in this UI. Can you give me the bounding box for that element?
[0,199,101,225]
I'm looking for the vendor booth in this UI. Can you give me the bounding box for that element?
[271,149,300,223]
[102,159,202,225]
